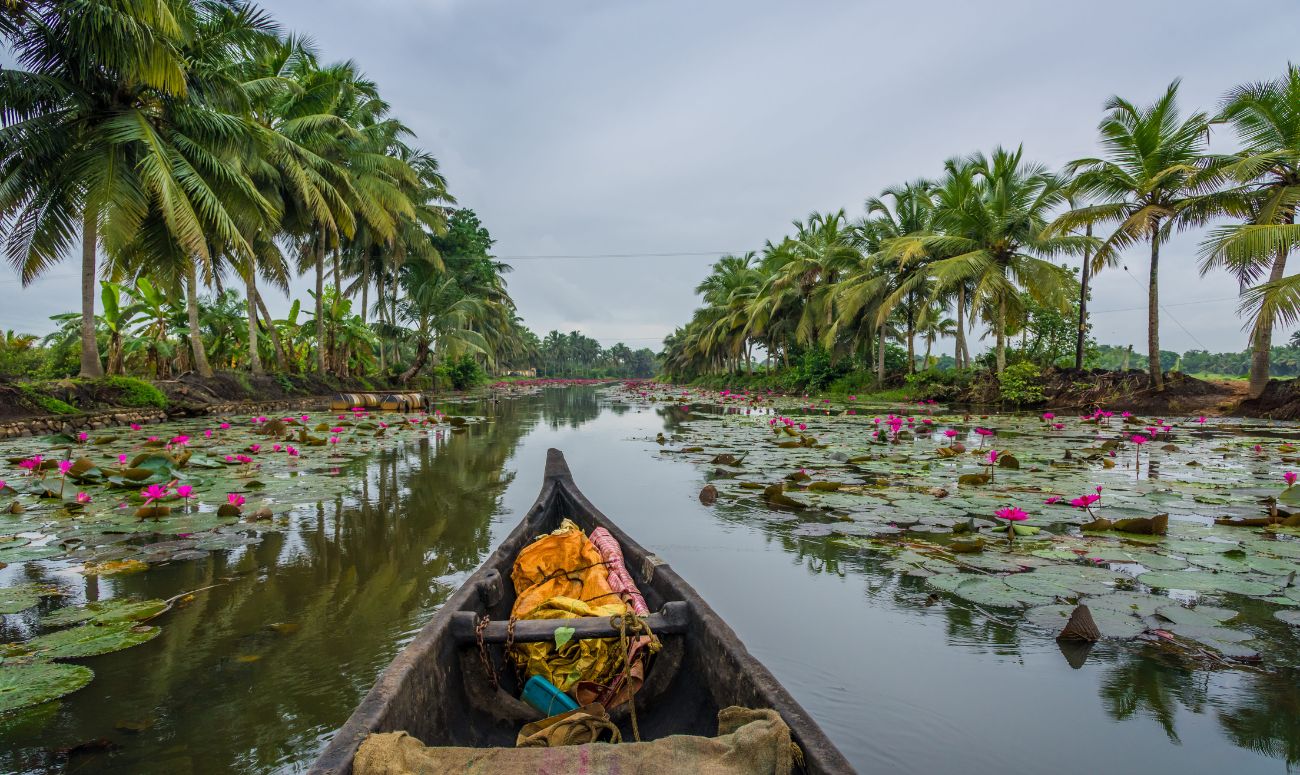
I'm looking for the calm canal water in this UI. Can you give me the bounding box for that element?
[1,386,1297,773]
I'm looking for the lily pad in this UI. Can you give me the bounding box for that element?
[926,573,1054,609]
[0,583,61,614]
[10,621,161,659]
[1138,570,1279,597]
[0,662,94,713]
[41,598,167,628]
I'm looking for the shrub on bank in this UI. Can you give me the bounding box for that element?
[94,376,168,408]
[17,383,77,414]
[998,362,1046,405]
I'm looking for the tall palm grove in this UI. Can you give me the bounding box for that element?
[664,72,1300,400]
[0,0,552,387]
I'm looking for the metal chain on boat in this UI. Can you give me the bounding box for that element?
[613,611,653,743]
[505,615,524,686]
[474,614,499,691]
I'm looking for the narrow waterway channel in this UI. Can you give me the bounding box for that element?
[0,386,1295,773]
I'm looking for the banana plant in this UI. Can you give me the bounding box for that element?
[99,282,145,375]
[125,278,180,378]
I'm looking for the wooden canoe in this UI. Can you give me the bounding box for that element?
[309,448,854,774]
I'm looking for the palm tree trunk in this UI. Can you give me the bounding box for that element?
[108,332,123,376]
[906,298,916,375]
[315,237,327,375]
[79,208,104,378]
[996,296,1007,374]
[376,270,386,374]
[399,339,430,384]
[955,286,966,370]
[1248,242,1289,399]
[254,293,290,373]
[924,337,932,369]
[360,262,369,324]
[185,261,214,378]
[246,270,263,375]
[875,325,886,386]
[1148,227,1163,392]
[331,249,341,372]
[1075,224,1093,370]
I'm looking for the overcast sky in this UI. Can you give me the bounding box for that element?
[5,0,1300,354]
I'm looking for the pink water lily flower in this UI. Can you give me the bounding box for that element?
[77,431,88,443]
[19,456,42,473]
[57,459,73,475]
[219,422,231,430]
[176,484,193,499]
[141,484,169,504]
[204,429,213,439]
[797,423,807,431]
[1044,496,1062,504]
[171,435,190,446]
[287,446,300,457]
[118,454,127,466]
[1070,494,1100,508]
[236,455,252,464]
[1041,412,1055,421]
[75,492,92,504]
[994,506,1028,522]
[1285,471,1298,488]
[300,415,310,422]
[1131,434,1148,445]
[272,444,282,453]
[1197,416,1207,424]
[329,436,340,445]
[986,450,1000,465]
[943,429,958,438]
[974,428,993,436]
[330,427,344,434]
[226,493,246,508]
[248,444,261,453]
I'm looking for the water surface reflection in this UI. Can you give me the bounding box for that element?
[0,387,1297,774]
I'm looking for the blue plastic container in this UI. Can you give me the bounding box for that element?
[521,675,580,717]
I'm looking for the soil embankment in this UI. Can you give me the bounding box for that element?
[1237,378,1300,419]
[963,368,1245,416]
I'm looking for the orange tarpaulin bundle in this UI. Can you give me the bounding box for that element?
[509,519,656,709]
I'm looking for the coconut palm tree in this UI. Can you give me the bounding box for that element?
[1199,65,1300,398]
[1052,81,1213,391]
[0,0,191,376]
[892,148,1086,373]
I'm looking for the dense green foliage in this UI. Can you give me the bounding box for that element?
[663,69,1300,397]
[0,0,547,389]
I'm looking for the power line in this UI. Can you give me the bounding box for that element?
[1089,295,1238,315]
[1120,266,1212,351]
[496,251,742,260]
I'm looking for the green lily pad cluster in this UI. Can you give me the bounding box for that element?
[623,385,1300,666]
[0,595,169,713]
[0,408,484,572]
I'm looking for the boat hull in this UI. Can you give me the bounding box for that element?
[309,448,854,774]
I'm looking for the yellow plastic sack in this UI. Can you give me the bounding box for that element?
[509,520,629,693]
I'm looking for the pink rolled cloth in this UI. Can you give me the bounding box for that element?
[590,527,649,615]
